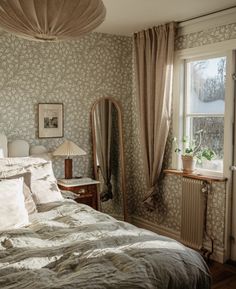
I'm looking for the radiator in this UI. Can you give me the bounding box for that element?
[181,177,206,250]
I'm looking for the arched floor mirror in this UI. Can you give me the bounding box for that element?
[91,97,127,221]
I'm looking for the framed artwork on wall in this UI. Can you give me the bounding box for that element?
[38,103,64,138]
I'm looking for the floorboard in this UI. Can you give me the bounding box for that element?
[209,261,236,289]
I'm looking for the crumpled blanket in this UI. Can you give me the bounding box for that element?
[0,200,211,289]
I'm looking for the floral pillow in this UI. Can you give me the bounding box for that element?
[29,161,63,204]
[0,157,47,177]
[23,182,37,215]
[0,158,63,205]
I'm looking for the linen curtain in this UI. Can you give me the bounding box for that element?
[94,100,113,202]
[134,22,175,211]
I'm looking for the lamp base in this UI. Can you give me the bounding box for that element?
[65,159,72,179]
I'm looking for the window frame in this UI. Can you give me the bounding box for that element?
[183,55,226,175]
[172,47,235,178]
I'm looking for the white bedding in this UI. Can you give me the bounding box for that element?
[0,200,211,289]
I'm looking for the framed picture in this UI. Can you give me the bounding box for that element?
[38,103,64,138]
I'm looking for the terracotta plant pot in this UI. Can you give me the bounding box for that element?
[181,155,196,173]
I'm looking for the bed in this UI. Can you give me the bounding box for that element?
[0,134,211,289]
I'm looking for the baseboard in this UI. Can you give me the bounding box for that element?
[111,214,124,221]
[202,241,225,264]
[226,259,236,266]
[131,215,225,263]
[132,215,181,240]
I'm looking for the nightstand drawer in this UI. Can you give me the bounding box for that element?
[68,185,88,195]
[58,185,87,194]
[57,179,99,210]
[75,193,94,207]
[87,184,97,193]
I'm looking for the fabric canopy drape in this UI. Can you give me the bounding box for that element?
[134,22,176,211]
[94,100,113,202]
[0,0,106,41]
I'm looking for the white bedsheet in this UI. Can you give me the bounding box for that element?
[0,200,211,289]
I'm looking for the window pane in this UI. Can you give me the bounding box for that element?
[187,57,226,114]
[188,116,224,172]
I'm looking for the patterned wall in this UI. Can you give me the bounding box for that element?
[0,31,133,218]
[0,30,133,177]
[175,22,236,50]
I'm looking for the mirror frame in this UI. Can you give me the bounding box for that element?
[91,97,128,221]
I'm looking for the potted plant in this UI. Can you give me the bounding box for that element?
[173,130,215,173]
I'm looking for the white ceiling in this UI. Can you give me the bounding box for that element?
[95,0,236,35]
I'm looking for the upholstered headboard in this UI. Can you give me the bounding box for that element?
[8,139,30,157]
[0,133,48,158]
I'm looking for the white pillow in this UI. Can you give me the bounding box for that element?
[0,178,29,230]
[30,162,63,204]
[0,171,37,215]
[0,148,4,158]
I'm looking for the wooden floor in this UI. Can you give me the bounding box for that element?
[209,261,236,289]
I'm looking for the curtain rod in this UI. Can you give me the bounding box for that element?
[178,5,236,24]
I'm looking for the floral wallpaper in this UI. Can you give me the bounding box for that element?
[0,30,133,174]
[0,30,133,219]
[175,22,236,50]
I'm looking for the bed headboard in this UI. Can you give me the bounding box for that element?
[8,140,30,157]
[0,133,48,158]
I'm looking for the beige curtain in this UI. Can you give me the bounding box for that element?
[134,22,175,211]
[94,100,113,202]
[0,0,106,41]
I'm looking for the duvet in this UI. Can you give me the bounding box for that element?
[0,200,210,289]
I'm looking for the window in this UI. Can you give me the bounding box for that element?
[184,56,226,173]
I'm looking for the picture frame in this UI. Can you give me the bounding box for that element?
[38,103,64,138]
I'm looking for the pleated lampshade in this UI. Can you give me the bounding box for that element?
[0,0,106,41]
[53,140,86,158]
[53,140,86,179]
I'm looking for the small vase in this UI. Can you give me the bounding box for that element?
[181,155,196,173]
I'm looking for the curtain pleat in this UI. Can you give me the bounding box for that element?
[134,22,176,211]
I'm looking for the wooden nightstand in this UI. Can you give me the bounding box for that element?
[57,178,100,210]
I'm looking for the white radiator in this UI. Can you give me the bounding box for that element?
[181,177,206,250]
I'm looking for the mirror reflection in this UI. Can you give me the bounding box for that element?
[91,98,127,221]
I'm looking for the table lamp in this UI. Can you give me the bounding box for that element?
[53,140,86,179]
